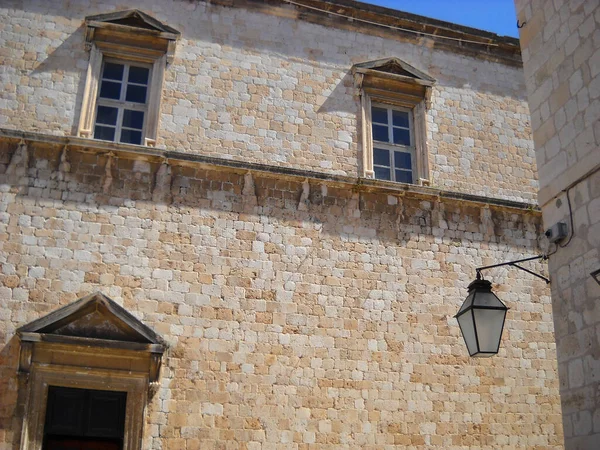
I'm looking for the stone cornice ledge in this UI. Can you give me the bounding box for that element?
[0,128,540,213]
[205,0,522,66]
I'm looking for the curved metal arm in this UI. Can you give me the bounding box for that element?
[476,254,550,284]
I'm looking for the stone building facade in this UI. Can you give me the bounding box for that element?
[0,0,563,448]
[515,0,600,448]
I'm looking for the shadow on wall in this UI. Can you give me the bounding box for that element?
[12,0,526,100]
[0,140,542,251]
[316,71,356,115]
[29,26,89,137]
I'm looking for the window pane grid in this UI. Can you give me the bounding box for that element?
[94,60,149,146]
[372,103,415,183]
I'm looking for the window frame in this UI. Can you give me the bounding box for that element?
[370,102,416,184]
[361,92,429,185]
[93,59,152,145]
[354,58,434,186]
[21,363,147,450]
[78,10,180,149]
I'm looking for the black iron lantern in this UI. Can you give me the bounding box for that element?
[455,274,508,357]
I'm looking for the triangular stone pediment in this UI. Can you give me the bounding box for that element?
[353,58,435,84]
[85,9,180,36]
[18,292,164,345]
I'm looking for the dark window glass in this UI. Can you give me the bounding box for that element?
[372,124,389,142]
[394,151,412,170]
[128,66,149,85]
[102,63,124,81]
[392,110,409,128]
[393,128,411,146]
[120,129,142,145]
[373,148,390,167]
[94,126,116,142]
[122,110,144,129]
[371,107,388,124]
[95,106,118,126]
[99,81,121,100]
[125,85,147,103]
[374,166,391,181]
[395,170,413,184]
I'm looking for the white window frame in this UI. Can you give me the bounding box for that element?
[371,102,416,183]
[93,59,152,145]
[361,93,429,185]
[78,44,167,147]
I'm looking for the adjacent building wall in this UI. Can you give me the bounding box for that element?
[515,0,600,448]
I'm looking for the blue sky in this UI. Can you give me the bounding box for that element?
[361,0,519,38]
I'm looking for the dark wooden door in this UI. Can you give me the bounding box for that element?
[43,386,126,450]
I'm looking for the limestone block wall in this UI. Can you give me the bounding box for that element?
[0,0,537,202]
[0,138,563,448]
[515,0,600,448]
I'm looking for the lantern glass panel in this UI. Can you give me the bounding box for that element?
[457,291,475,315]
[456,310,478,356]
[472,290,505,308]
[473,308,507,353]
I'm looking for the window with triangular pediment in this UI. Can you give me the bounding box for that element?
[77,10,180,147]
[353,58,435,185]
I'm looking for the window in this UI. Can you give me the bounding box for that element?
[371,104,415,183]
[94,61,151,145]
[353,58,435,185]
[78,10,180,147]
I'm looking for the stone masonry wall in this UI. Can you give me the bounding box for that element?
[515,0,600,448]
[0,138,563,448]
[0,0,537,202]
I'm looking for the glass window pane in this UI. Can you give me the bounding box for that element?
[374,166,391,181]
[394,151,412,170]
[373,148,390,166]
[372,124,389,142]
[393,128,411,146]
[122,110,144,130]
[120,129,142,145]
[395,170,413,184]
[128,66,150,85]
[125,85,148,103]
[95,106,118,126]
[392,110,409,128]
[102,63,124,81]
[94,125,116,142]
[371,107,388,124]
[99,81,122,100]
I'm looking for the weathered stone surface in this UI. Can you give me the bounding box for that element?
[515,0,600,449]
[0,0,537,202]
[0,141,563,448]
[0,0,564,448]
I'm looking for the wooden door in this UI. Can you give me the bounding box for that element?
[43,386,126,450]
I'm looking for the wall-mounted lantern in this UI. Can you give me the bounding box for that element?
[456,255,550,357]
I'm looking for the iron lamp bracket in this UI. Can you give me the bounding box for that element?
[476,254,550,284]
